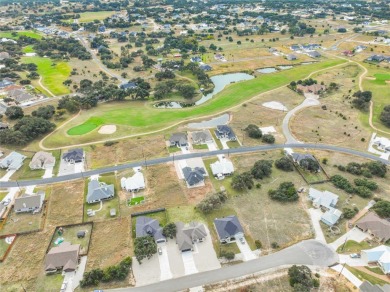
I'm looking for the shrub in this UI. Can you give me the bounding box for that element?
[104,141,118,146]
[255,240,262,249]
[330,175,354,193]
[197,191,228,213]
[271,242,279,248]
[380,105,390,127]
[245,124,262,139]
[251,160,273,179]
[288,265,316,291]
[231,172,254,191]
[268,182,298,202]
[343,207,359,219]
[262,134,275,144]
[162,223,177,239]
[354,178,378,191]
[221,251,235,260]
[372,200,390,218]
[275,157,294,172]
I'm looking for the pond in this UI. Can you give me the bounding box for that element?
[278,65,293,70]
[154,73,254,109]
[257,67,278,74]
[187,113,230,129]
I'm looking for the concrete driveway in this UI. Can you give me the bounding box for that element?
[332,264,362,287]
[158,243,173,281]
[42,167,54,178]
[329,227,369,251]
[132,254,161,286]
[308,208,326,243]
[236,238,257,261]
[192,228,221,272]
[339,254,368,267]
[182,251,198,275]
[219,138,230,149]
[0,170,16,182]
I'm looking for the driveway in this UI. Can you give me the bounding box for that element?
[339,254,368,267]
[158,243,173,281]
[331,264,362,287]
[42,167,54,178]
[329,227,369,251]
[219,138,230,149]
[132,254,161,286]
[236,238,257,261]
[182,251,198,275]
[308,208,326,243]
[0,170,16,182]
[58,160,85,176]
[25,185,36,195]
[192,228,221,272]
[206,142,218,151]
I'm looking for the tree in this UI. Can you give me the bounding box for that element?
[330,175,354,193]
[372,200,390,218]
[275,157,294,172]
[352,91,372,111]
[262,134,275,144]
[197,191,227,213]
[5,106,24,120]
[380,105,390,128]
[288,265,316,292]
[245,124,262,139]
[251,160,273,179]
[365,161,387,178]
[354,186,372,198]
[268,182,298,202]
[231,172,254,191]
[13,116,55,141]
[343,207,359,219]
[299,158,320,172]
[32,105,55,119]
[354,178,378,191]
[177,84,196,99]
[134,236,157,264]
[162,223,177,239]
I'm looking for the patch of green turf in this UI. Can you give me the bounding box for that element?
[129,196,144,206]
[22,45,35,53]
[192,144,209,150]
[78,11,116,23]
[0,31,42,40]
[21,56,71,96]
[373,73,390,85]
[67,117,105,135]
[346,265,388,286]
[336,240,372,253]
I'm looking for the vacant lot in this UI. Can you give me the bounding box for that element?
[78,11,116,22]
[0,31,42,40]
[46,181,84,227]
[0,230,53,291]
[49,223,92,255]
[0,209,44,235]
[87,217,132,270]
[86,135,167,169]
[21,56,71,96]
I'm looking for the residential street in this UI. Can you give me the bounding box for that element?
[109,240,338,292]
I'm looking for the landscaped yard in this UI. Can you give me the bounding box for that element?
[49,223,93,255]
[346,265,389,286]
[336,240,373,253]
[21,56,71,96]
[43,59,346,148]
[129,196,145,206]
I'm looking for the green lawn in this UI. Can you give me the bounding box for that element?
[346,265,389,286]
[67,117,104,135]
[0,31,42,40]
[0,238,12,258]
[193,144,209,150]
[50,224,93,254]
[78,11,116,22]
[336,240,372,253]
[46,59,345,147]
[366,266,385,275]
[129,196,145,206]
[21,56,71,96]
[22,45,35,53]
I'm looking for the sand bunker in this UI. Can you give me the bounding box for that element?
[98,125,117,134]
[262,101,288,111]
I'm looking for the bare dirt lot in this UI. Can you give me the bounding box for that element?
[45,181,85,227]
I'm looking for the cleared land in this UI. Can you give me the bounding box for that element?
[44,59,346,148]
[21,56,71,96]
[77,11,116,22]
[46,181,85,227]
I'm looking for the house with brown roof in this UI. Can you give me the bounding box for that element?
[7,89,34,104]
[356,212,390,242]
[45,242,80,274]
[29,151,56,170]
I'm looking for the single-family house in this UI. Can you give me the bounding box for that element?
[307,51,321,58]
[359,281,390,292]
[121,171,145,192]
[190,56,202,63]
[291,153,316,164]
[14,192,44,213]
[0,79,13,89]
[321,208,342,226]
[210,159,234,179]
[135,216,166,243]
[367,55,385,63]
[0,151,26,170]
[29,151,56,170]
[290,44,301,51]
[98,25,106,33]
[45,242,80,274]
[120,82,137,90]
[175,221,207,252]
[286,54,297,61]
[169,132,188,147]
[62,148,84,164]
[308,188,338,209]
[356,212,390,242]
[361,245,390,274]
[86,179,115,204]
[215,125,236,141]
[7,89,34,104]
[214,215,244,244]
[373,136,390,153]
[191,130,213,145]
[182,167,206,187]
[199,64,212,71]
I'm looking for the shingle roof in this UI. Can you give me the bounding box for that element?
[214,215,243,240]
[62,148,83,162]
[45,242,80,272]
[135,216,165,242]
[86,179,114,203]
[0,151,26,170]
[321,208,342,226]
[291,153,315,163]
[14,193,44,211]
[191,130,212,144]
[121,172,145,191]
[29,151,56,169]
[360,281,390,292]
[182,167,206,186]
[169,133,188,145]
[356,212,390,242]
[176,221,207,251]
[309,188,338,209]
[210,160,234,176]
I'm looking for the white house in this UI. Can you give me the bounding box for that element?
[210,159,234,179]
[362,245,390,274]
[373,136,390,153]
[0,151,27,171]
[121,171,145,192]
[308,188,339,209]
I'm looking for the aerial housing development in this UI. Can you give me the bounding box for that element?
[0,0,389,291]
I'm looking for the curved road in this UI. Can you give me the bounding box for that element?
[109,240,338,292]
[1,143,388,188]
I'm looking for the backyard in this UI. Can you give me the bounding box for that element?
[0,209,44,236]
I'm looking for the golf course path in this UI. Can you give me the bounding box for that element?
[39,60,348,151]
[38,76,55,97]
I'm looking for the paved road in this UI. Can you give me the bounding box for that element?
[0,143,388,188]
[109,240,338,292]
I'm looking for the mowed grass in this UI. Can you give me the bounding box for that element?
[21,56,71,96]
[22,45,35,53]
[78,11,116,22]
[67,117,104,135]
[49,224,92,254]
[0,31,42,40]
[51,59,345,145]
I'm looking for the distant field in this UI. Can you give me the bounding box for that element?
[0,31,42,40]
[78,11,116,22]
[45,58,345,148]
[21,56,71,96]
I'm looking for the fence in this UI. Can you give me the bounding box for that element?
[130,208,166,217]
[0,234,17,262]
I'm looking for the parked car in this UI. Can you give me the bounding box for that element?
[350,253,361,258]
[158,247,162,255]
[239,237,245,244]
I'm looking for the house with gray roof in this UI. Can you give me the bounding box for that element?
[14,192,44,213]
[286,54,297,61]
[7,89,34,104]
[308,188,338,210]
[291,153,317,166]
[210,159,234,179]
[86,179,114,204]
[215,125,236,141]
[135,216,166,243]
[0,151,26,170]
[45,242,80,274]
[29,151,56,170]
[214,215,244,243]
[307,51,321,58]
[321,208,342,226]
[62,148,84,164]
[169,132,188,147]
[191,130,213,145]
[176,221,207,252]
[360,281,390,292]
[182,166,206,187]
